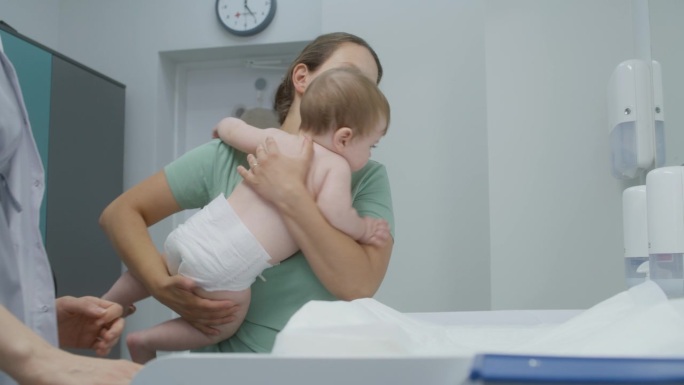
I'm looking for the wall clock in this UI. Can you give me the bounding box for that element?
[216,0,277,37]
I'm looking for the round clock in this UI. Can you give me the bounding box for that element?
[216,0,277,37]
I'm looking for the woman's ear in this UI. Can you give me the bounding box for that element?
[292,63,309,94]
[333,127,354,150]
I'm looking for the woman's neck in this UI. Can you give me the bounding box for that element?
[280,97,302,134]
[280,115,300,134]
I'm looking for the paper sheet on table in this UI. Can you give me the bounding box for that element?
[272,281,684,358]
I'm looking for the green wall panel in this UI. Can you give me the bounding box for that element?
[0,30,52,241]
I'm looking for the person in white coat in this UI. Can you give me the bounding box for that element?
[0,39,141,385]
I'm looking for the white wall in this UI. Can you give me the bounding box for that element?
[486,0,639,309]
[650,0,684,167]
[0,0,60,48]
[322,0,491,312]
[4,0,674,346]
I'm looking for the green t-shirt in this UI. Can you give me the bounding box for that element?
[164,139,394,352]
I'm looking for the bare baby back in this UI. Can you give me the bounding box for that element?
[226,129,350,264]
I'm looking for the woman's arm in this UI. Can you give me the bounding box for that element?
[239,137,393,300]
[0,305,141,385]
[277,189,393,300]
[99,171,237,335]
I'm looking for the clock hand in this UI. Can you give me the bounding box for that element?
[244,0,257,22]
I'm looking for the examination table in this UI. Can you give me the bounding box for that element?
[131,309,580,385]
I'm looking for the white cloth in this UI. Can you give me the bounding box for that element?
[0,49,58,385]
[164,194,273,292]
[273,281,684,358]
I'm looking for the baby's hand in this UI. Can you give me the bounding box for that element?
[360,217,391,246]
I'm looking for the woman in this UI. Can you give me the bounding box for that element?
[99,32,394,353]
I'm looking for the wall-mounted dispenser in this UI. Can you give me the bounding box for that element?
[607,59,665,179]
[652,61,665,168]
[646,166,684,298]
[622,185,649,288]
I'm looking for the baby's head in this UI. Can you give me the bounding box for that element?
[300,67,390,171]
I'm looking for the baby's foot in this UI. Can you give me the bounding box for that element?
[126,332,156,364]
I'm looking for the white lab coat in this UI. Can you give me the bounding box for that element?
[0,46,58,385]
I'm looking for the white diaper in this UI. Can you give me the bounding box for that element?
[164,194,273,292]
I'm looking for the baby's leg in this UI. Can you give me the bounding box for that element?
[102,270,150,316]
[126,288,251,364]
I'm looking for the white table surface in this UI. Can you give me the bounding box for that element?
[131,309,580,385]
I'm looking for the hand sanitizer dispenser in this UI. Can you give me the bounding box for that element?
[623,185,649,288]
[652,61,666,168]
[607,60,665,179]
[646,166,684,298]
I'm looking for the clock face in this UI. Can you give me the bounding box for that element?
[216,0,277,37]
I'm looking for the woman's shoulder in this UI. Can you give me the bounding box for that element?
[351,159,394,231]
[165,140,247,209]
[354,160,388,179]
[351,160,391,192]
[170,139,245,166]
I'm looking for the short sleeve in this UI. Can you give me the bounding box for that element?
[164,139,246,210]
[351,161,395,237]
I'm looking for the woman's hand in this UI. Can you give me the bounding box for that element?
[150,274,238,336]
[237,136,313,207]
[55,296,125,357]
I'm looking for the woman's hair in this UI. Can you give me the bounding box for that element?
[299,67,390,138]
[274,32,383,124]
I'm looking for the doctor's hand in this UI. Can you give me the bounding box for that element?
[237,136,314,207]
[151,274,238,336]
[25,348,141,385]
[55,296,126,357]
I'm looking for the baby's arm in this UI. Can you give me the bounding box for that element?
[316,163,389,246]
[212,117,280,154]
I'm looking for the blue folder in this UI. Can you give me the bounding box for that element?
[468,354,684,384]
